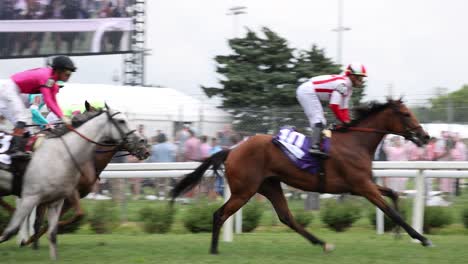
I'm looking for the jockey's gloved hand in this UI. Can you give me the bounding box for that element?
[342,121,351,127]
[61,116,72,126]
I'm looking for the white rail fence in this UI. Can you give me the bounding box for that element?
[99,161,468,242]
[17,161,468,241]
[17,161,467,244]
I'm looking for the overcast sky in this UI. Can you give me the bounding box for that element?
[1,0,467,106]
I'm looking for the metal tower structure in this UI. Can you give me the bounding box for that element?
[123,0,146,86]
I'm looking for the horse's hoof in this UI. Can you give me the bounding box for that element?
[19,240,26,247]
[210,250,219,255]
[323,243,335,253]
[422,240,434,247]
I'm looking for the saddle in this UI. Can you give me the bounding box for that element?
[272,126,331,174]
[0,132,44,196]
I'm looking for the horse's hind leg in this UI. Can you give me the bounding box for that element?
[258,178,333,252]
[31,204,46,250]
[46,199,64,261]
[376,184,402,238]
[210,190,257,254]
[58,191,85,226]
[0,195,40,243]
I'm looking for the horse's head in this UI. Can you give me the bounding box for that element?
[351,99,430,147]
[102,104,150,160]
[384,99,430,146]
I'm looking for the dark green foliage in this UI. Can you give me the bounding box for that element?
[88,201,118,234]
[412,85,468,123]
[462,206,468,229]
[293,208,314,227]
[202,27,350,134]
[183,201,222,233]
[0,209,8,232]
[320,199,361,232]
[242,201,264,232]
[139,204,175,234]
[423,206,453,233]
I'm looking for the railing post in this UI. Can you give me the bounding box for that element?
[223,180,233,242]
[412,169,425,235]
[235,208,242,234]
[375,177,385,234]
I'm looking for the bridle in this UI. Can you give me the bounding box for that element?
[59,110,138,174]
[65,110,136,148]
[337,103,424,142]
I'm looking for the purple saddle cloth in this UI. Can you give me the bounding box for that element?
[272,127,331,174]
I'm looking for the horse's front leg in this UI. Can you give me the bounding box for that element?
[356,181,432,247]
[376,184,402,238]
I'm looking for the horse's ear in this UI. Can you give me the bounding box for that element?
[85,100,91,111]
[398,96,404,103]
[104,102,110,110]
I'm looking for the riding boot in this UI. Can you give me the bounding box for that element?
[9,122,31,160]
[308,123,328,158]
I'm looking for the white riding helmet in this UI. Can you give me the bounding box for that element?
[345,63,367,77]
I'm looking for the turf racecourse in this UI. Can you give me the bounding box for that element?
[1,230,467,264]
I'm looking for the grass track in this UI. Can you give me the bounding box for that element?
[1,230,467,264]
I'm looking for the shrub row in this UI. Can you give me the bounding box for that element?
[2,198,464,235]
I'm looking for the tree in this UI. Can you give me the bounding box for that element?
[411,85,468,123]
[202,27,347,133]
[203,27,297,133]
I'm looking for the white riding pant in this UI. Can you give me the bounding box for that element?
[0,79,31,125]
[296,82,326,127]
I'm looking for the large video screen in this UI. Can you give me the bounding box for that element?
[0,0,135,58]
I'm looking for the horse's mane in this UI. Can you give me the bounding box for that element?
[47,110,103,138]
[349,99,401,125]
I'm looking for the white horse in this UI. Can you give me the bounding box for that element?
[0,105,145,260]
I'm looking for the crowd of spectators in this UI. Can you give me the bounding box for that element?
[0,0,131,56]
[375,131,467,195]
[102,124,241,200]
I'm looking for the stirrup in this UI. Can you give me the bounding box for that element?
[10,151,31,160]
[308,147,329,158]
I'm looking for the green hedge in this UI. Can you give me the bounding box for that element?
[423,206,453,233]
[242,201,263,232]
[88,202,119,234]
[320,199,361,232]
[183,200,222,233]
[139,204,175,234]
[0,208,8,232]
[462,206,468,229]
[293,209,314,228]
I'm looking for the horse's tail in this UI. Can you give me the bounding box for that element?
[170,149,230,202]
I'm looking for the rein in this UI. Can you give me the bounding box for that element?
[63,111,136,147]
[335,125,422,139]
[334,102,423,141]
[56,110,137,178]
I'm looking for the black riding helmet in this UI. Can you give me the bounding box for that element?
[51,55,77,72]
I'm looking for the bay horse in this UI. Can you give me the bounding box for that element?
[171,99,432,254]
